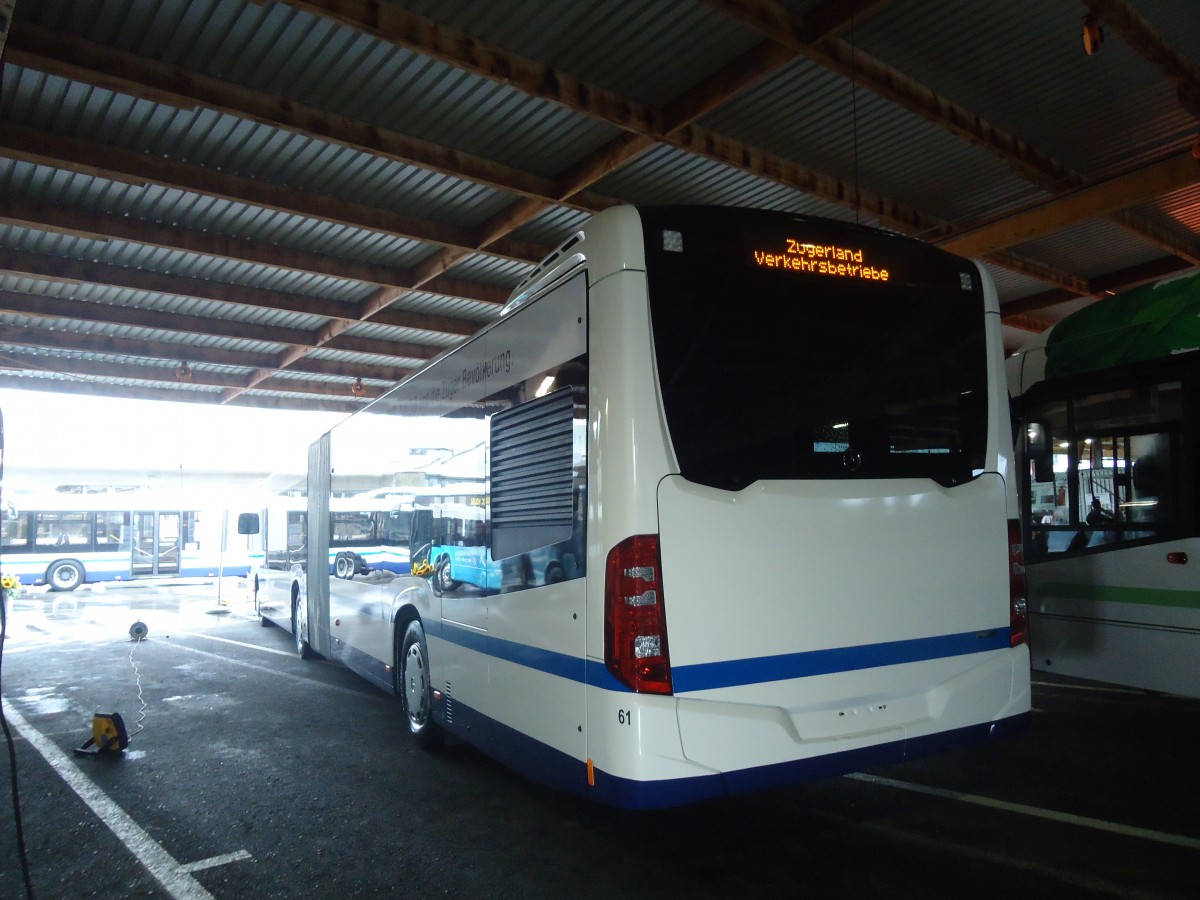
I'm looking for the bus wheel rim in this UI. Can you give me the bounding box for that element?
[405,643,427,727]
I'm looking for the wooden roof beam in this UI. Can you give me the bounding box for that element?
[1110,209,1200,266]
[939,152,1200,258]
[984,252,1091,296]
[705,0,1200,264]
[477,1,920,249]
[0,247,350,320]
[0,324,277,369]
[0,286,440,363]
[0,323,408,383]
[289,0,889,142]
[0,192,506,313]
[999,256,1194,322]
[0,123,548,265]
[1083,1,1200,121]
[0,245,480,338]
[287,0,1178,304]
[279,0,962,277]
[1082,1,1200,111]
[5,23,612,216]
[284,0,661,135]
[0,123,524,402]
[0,351,387,400]
[704,0,1078,193]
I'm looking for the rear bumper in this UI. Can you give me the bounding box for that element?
[586,711,1030,809]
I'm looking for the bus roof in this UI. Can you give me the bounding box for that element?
[1009,269,1200,395]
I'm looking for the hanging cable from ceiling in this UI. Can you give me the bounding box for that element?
[850,16,861,225]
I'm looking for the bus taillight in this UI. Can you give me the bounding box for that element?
[1008,519,1029,647]
[605,535,673,695]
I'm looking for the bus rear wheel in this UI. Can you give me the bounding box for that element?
[47,559,84,592]
[400,621,442,750]
[292,594,314,659]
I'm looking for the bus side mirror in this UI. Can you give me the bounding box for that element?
[237,513,260,535]
[1026,421,1054,483]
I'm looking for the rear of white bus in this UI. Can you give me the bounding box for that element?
[585,207,1030,809]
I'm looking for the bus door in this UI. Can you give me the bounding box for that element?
[409,508,433,569]
[328,511,394,670]
[132,511,180,576]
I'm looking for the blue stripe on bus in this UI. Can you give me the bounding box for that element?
[671,629,1014,693]
[426,619,589,682]
[489,634,587,682]
[428,620,1012,693]
[453,698,1029,810]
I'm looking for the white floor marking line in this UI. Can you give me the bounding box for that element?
[168,641,378,700]
[1030,680,1145,695]
[2,698,217,900]
[176,632,294,657]
[860,818,1172,900]
[847,772,1200,851]
[178,850,253,875]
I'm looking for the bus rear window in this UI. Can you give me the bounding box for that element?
[640,208,988,491]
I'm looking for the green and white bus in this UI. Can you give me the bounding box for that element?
[1008,269,1200,697]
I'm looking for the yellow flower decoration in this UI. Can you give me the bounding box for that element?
[1,574,18,590]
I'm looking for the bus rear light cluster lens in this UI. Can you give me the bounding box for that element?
[626,589,657,607]
[605,535,673,695]
[634,635,661,658]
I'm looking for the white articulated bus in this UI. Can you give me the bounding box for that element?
[1008,269,1200,697]
[249,205,1030,808]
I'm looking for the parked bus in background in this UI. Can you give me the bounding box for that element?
[251,205,1030,808]
[1008,269,1200,698]
[0,491,250,591]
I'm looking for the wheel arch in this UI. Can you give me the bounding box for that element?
[390,576,436,694]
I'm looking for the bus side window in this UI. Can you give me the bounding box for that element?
[2,512,30,552]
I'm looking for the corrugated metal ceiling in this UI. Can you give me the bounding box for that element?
[0,0,1196,412]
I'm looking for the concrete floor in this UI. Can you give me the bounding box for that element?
[2,580,1198,898]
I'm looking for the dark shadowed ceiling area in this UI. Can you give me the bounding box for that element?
[0,0,1197,413]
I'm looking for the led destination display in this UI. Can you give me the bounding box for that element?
[750,237,891,281]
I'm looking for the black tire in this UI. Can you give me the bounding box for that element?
[434,558,459,593]
[46,559,84,592]
[399,620,442,750]
[545,562,565,585]
[334,552,355,580]
[292,593,314,659]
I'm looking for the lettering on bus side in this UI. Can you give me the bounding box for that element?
[462,350,512,389]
